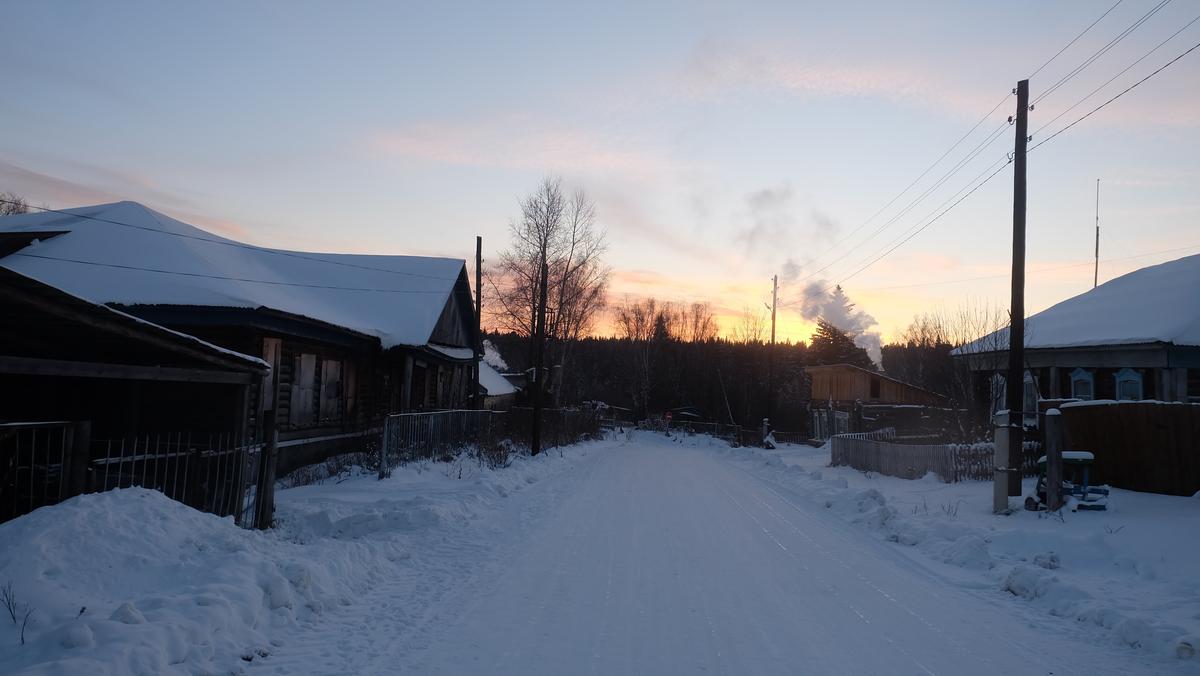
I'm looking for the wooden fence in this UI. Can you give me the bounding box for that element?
[1059,401,1200,496]
[831,432,1040,483]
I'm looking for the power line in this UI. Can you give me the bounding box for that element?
[1032,0,1173,106]
[858,242,1200,291]
[834,159,1012,290]
[1028,0,1126,79]
[784,92,1013,283]
[1033,12,1200,139]
[10,252,450,294]
[794,116,1013,287]
[1030,37,1200,152]
[0,200,459,282]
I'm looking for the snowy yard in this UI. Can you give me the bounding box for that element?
[1,432,1196,675]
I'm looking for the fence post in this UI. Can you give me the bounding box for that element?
[66,421,91,497]
[255,411,278,530]
[379,415,391,480]
[1044,409,1063,511]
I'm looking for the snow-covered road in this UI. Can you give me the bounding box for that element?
[268,434,1165,676]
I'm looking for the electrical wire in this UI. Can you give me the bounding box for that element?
[858,242,1200,291]
[1030,37,1200,152]
[1032,13,1200,139]
[1028,0,1126,79]
[1032,0,1173,106]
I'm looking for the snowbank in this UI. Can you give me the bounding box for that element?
[711,440,1200,662]
[0,443,597,675]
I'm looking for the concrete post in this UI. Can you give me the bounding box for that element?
[993,410,1011,514]
[1044,408,1063,511]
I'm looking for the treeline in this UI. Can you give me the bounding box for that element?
[487,331,815,433]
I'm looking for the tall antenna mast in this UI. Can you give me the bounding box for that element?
[1094,179,1100,289]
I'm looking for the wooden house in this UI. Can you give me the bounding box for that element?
[0,266,267,439]
[806,363,948,406]
[0,202,480,466]
[953,254,1200,413]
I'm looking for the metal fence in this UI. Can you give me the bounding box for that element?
[831,432,1041,482]
[811,408,852,440]
[1,421,79,523]
[638,418,743,444]
[379,409,500,474]
[2,420,264,527]
[91,432,261,526]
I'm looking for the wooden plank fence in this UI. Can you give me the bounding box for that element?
[1059,401,1200,496]
[831,432,1040,483]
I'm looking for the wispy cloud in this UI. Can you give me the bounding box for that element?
[0,159,250,240]
[366,120,689,180]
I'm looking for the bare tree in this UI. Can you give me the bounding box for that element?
[486,178,610,403]
[614,296,661,416]
[0,192,30,216]
[732,305,766,344]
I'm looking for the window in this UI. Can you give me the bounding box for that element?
[290,353,317,427]
[1070,368,1094,401]
[319,359,343,423]
[261,338,281,410]
[1023,371,1040,412]
[869,377,881,400]
[1114,368,1142,401]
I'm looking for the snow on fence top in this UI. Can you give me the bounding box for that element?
[0,201,467,349]
[953,252,1200,353]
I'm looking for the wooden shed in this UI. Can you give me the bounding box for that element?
[806,363,947,406]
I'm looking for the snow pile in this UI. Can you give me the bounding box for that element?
[0,443,598,675]
[0,488,350,675]
[713,440,1200,661]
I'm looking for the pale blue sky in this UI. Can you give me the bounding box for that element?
[3,0,1198,342]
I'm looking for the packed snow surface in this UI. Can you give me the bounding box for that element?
[0,202,466,348]
[954,252,1200,351]
[2,433,1195,675]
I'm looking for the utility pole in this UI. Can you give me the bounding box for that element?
[766,275,778,424]
[1094,179,1100,289]
[474,236,483,409]
[530,257,549,456]
[997,79,1029,514]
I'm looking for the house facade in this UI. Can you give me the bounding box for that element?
[954,254,1200,414]
[0,202,481,462]
[806,363,948,406]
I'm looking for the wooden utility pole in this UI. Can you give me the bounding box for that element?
[474,236,483,409]
[766,275,778,423]
[530,258,549,456]
[998,79,1029,513]
[1094,179,1100,289]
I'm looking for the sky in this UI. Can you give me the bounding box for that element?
[2,1,1198,358]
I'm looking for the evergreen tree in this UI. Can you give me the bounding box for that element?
[808,318,874,369]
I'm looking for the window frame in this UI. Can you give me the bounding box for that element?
[1114,367,1143,401]
[1070,368,1094,401]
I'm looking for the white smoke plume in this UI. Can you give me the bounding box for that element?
[794,281,881,365]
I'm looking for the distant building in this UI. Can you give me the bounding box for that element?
[479,361,518,410]
[805,363,948,407]
[953,254,1200,414]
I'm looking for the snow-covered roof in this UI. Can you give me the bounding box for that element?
[479,361,517,396]
[0,202,468,349]
[954,253,1200,354]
